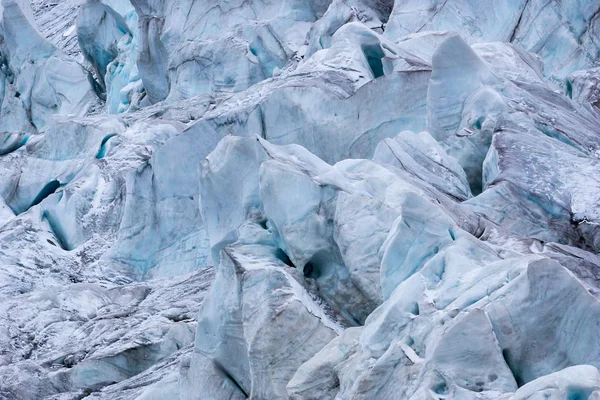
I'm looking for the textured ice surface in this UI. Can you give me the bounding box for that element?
[77,0,131,90]
[1,0,600,399]
[0,267,214,399]
[0,0,98,134]
[385,0,600,81]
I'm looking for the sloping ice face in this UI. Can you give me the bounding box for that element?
[2,0,600,399]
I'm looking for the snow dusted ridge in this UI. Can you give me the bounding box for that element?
[0,0,600,399]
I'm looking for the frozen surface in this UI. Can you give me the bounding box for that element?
[385,0,600,81]
[1,0,600,399]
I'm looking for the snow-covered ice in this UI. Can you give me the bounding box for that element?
[1,0,600,399]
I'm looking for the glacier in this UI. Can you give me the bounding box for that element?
[1,0,600,399]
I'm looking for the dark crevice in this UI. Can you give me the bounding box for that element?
[0,133,29,156]
[303,251,327,279]
[448,228,456,241]
[258,105,267,139]
[509,0,530,42]
[473,221,486,239]
[303,262,314,277]
[96,133,118,159]
[22,87,37,131]
[87,70,107,101]
[30,180,61,209]
[570,213,594,251]
[213,360,249,398]
[501,348,524,387]
[165,314,190,323]
[302,249,365,325]
[473,116,485,130]
[43,211,69,251]
[470,176,483,197]
[431,373,448,395]
[410,302,420,316]
[361,42,385,78]
[275,248,295,268]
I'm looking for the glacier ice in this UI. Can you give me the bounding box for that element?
[304,0,393,59]
[1,0,600,399]
[473,128,600,251]
[186,241,340,399]
[0,266,213,398]
[288,195,600,399]
[130,0,331,102]
[426,34,600,195]
[568,67,600,113]
[373,130,472,201]
[384,0,600,81]
[0,0,98,133]
[77,0,132,92]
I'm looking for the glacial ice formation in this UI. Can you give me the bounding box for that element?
[0,0,97,134]
[77,0,131,91]
[1,0,600,399]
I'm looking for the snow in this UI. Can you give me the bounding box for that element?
[62,25,75,38]
[1,0,600,399]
